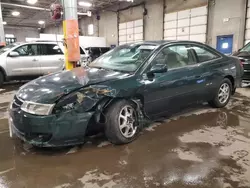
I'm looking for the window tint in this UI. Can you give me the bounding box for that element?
[40,44,63,55]
[152,45,196,70]
[191,45,220,62]
[13,44,38,56]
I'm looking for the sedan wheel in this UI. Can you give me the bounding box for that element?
[209,78,232,108]
[218,83,230,104]
[119,105,137,138]
[105,100,141,145]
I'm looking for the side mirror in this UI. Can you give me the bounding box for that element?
[148,64,168,75]
[9,51,19,57]
[238,49,241,52]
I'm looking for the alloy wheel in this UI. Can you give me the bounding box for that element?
[118,105,137,138]
[218,83,230,104]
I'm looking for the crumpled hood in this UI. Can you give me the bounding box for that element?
[16,67,130,103]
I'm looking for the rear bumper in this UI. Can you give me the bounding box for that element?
[9,108,94,147]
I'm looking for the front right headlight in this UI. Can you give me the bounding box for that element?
[21,101,55,116]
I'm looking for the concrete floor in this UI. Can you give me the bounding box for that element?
[0,83,250,188]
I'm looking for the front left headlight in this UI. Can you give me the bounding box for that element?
[21,101,55,116]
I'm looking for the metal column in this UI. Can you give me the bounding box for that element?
[61,0,80,70]
[0,3,6,47]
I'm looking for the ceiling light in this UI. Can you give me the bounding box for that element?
[27,0,37,4]
[3,21,7,25]
[78,1,92,7]
[38,20,45,25]
[12,11,20,16]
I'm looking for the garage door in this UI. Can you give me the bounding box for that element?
[245,1,250,44]
[119,19,143,45]
[164,6,208,43]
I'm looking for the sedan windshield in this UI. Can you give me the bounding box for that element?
[89,44,157,72]
[0,43,18,55]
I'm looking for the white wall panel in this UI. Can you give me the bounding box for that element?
[165,12,178,21]
[134,26,143,34]
[164,36,177,40]
[135,33,143,40]
[127,28,134,35]
[127,34,134,41]
[118,19,143,44]
[119,29,126,36]
[134,19,143,27]
[119,35,127,42]
[190,16,207,26]
[126,21,134,28]
[178,19,190,27]
[177,27,189,36]
[191,6,207,17]
[177,35,189,40]
[165,20,177,29]
[248,8,250,18]
[119,23,126,30]
[245,30,250,40]
[165,29,177,37]
[178,10,190,19]
[119,42,126,45]
[246,19,250,29]
[164,6,207,43]
[190,34,206,43]
[190,25,206,34]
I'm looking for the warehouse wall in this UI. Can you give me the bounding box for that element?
[145,0,164,40]
[42,0,248,51]
[207,0,247,51]
[79,16,98,36]
[99,11,118,46]
[4,27,39,42]
[44,24,63,34]
[165,0,207,13]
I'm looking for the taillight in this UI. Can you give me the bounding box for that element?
[239,58,245,67]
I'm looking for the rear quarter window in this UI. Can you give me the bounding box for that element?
[191,45,220,63]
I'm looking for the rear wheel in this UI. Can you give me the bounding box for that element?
[209,78,232,108]
[105,100,141,145]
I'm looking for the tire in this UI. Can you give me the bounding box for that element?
[209,78,232,108]
[0,71,4,87]
[105,100,142,145]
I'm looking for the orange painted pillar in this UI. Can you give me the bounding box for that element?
[62,0,80,70]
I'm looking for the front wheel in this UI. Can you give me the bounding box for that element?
[105,100,141,145]
[209,78,232,108]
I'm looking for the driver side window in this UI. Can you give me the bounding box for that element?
[13,44,38,56]
[151,45,196,70]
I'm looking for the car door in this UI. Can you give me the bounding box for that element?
[38,43,65,75]
[142,44,205,117]
[6,44,41,76]
[189,44,223,101]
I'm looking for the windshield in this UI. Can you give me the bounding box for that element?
[89,44,157,72]
[0,43,18,55]
[240,43,250,53]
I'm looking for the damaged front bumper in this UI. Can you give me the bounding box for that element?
[9,108,94,147]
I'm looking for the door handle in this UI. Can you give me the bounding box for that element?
[32,59,38,62]
[59,58,65,62]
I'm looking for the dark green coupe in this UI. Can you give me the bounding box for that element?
[9,41,243,147]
